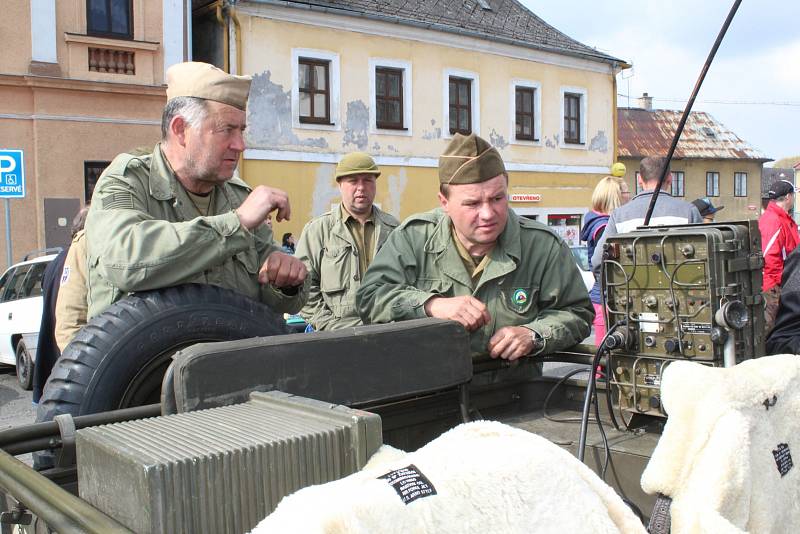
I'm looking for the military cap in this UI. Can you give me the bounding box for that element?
[166,62,252,111]
[611,162,626,177]
[335,152,381,180]
[439,133,506,185]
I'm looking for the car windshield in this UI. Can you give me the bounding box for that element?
[571,246,590,271]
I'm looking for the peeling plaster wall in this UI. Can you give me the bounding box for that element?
[588,131,608,153]
[343,100,369,150]
[239,14,616,168]
[386,168,409,218]
[248,71,328,149]
[310,165,340,218]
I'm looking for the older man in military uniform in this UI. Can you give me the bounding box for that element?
[85,62,307,318]
[295,153,399,330]
[357,133,592,359]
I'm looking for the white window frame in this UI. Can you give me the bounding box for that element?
[368,58,412,137]
[291,48,341,131]
[560,86,588,149]
[706,171,720,197]
[443,68,480,139]
[734,171,747,197]
[509,80,542,146]
[672,171,685,197]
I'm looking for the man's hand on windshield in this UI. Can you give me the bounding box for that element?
[236,186,292,230]
[487,326,537,361]
[259,251,307,288]
[424,295,491,332]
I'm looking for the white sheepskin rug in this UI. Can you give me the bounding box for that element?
[251,420,646,534]
[641,354,800,534]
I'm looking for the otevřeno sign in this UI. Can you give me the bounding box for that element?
[0,150,25,198]
[509,193,541,202]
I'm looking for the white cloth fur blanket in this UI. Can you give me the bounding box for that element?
[641,354,800,533]
[252,420,646,534]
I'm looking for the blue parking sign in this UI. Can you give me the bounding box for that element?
[0,150,25,199]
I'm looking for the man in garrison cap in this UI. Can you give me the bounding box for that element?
[294,152,399,330]
[357,133,592,359]
[84,62,308,318]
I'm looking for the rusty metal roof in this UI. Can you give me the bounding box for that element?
[617,108,769,161]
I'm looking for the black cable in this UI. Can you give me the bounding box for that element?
[593,382,611,480]
[577,321,624,462]
[543,368,591,423]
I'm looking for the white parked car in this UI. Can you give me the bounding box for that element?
[570,245,595,293]
[0,251,59,390]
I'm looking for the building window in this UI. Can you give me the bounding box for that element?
[515,86,537,141]
[706,171,720,197]
[671,171,685,197]
[84,161,110,202]
[449,77,472,135]
[298,58,330,124]
[734,172,747,197]
[87,0,132,39]
[564,93,582,144]
[375,67,404,130]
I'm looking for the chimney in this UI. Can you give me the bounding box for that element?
[637,92,653,111]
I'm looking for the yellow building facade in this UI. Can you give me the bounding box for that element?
[223,1,627,244]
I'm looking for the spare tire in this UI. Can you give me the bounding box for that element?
[36,284,289,422]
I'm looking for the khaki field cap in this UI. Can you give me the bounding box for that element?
[166,62,252,111]
[439,133,506,185]
[335,152,381,180]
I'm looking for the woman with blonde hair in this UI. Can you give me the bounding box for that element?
[580,176,630,346]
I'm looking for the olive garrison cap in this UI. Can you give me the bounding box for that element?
[335,152,381,180]
[439,133,506,185]
[166,62,252,111]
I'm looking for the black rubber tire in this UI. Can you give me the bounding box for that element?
[36,284,289,422]
[16,340,33,390]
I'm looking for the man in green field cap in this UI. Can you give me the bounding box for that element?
[357,133,592,359]
[85,62,308,318]
[295,152,399,330]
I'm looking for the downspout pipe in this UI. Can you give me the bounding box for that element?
[227,1,243,75]
[215,1,230,72]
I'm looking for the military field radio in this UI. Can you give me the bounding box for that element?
[600,221,765,423]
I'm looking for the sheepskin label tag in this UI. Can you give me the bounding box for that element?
[378,464,437,505]
[772,443,793,477]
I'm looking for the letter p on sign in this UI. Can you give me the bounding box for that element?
[0,155,15,175]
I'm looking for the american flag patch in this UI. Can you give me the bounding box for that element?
[101,192,135,210]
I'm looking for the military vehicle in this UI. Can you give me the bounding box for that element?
[0,214,767,533]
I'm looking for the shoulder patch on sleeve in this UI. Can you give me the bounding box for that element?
[101,192,135,210]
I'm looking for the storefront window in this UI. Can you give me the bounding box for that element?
[547,214,581,246]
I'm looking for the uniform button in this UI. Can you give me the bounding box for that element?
[353,274,360,281]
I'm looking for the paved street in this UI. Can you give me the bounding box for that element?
[0,366,34,431]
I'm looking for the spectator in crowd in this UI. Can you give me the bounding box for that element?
[281,233,296,254]
[32,206,89,403]
[54,206,91,353]
[84,62,308,319]
[580,176,629,346]
[592,156,702,273]
[759,179,799,334]
[357,134,592,359]
[295,153,399,330]
[691,198,724,223]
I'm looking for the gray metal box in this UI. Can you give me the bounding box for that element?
[76,391,382,534]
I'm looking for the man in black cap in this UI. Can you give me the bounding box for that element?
[759,178,800,334]
[691,198,724,223]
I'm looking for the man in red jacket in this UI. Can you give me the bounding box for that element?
[760,179,800,333]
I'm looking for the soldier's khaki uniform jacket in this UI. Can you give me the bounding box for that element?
[356,208,593,356]
[295,204,398,330]
[85,145,308,318]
